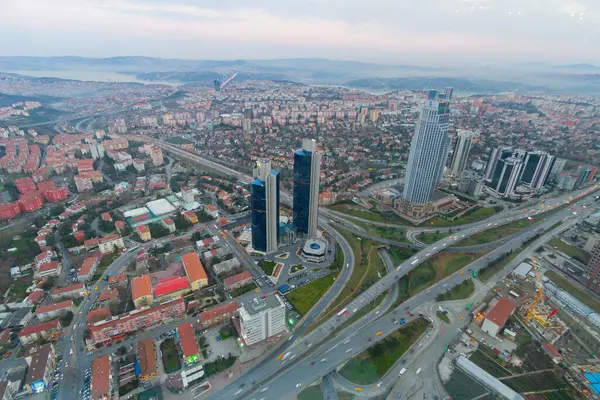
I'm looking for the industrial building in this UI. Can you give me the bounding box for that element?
[481,298,517,337]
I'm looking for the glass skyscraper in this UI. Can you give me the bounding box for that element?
[251,159,280,253]
[293,139,321,238]
[402,88,453,205]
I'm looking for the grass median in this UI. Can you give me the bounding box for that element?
[287,274,337,316]
[549,237,591,264]
[417,231,451,244]
[452,218,536,247]
[436,278,475,301]
[339,318,429,384]
[424,206,502,227]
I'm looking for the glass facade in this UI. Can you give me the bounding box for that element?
[521,153,541,184]
[251,179,267,252]
[293,149,312,234]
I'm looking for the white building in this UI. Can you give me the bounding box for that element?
[449,130,475,176]
[239,295,286,346]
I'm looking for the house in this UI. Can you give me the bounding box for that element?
[34,251,57,269]
[97,288,119,304]
[183,211,198,224]
[34,261,61,280]
[18,319,62,347]
[114,220,126,233]
[199,301,240,328]
[24,344,55,393]
[50,283,87,301]
[224,272,253,291]
[98,234,124,254]
[161,217,176,233]
[136,225,151,242]
[137,338,157,383]
[35,300,73,322]
[84,237,100,251]
[101,212,112,222]
[87,308,111,325]
[481,298,517,337]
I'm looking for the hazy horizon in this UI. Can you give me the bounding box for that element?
[1,0,598,67]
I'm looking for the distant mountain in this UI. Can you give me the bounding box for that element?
[559,63,599,70]
[344,77,549,93]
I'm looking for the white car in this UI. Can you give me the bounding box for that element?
[296,383,302,388]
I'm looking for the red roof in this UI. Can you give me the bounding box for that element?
[154,276,190,297]
[97,288,119,302]
[78,255,100,277]
[50,283,85,296]
[543,343,562,359]
[38,261,59,272]
[25,290,44,305]
[100,233,120,243]
[182,252,207,284]
[485,298,517,327]
[87,308,111,324]
[36,300,73,315]
[177,322,199,359]
[224,272,252,287]
[200,301,240,323]
[92,355,110,399]
[18,319,60,337]
[108,274,127,284]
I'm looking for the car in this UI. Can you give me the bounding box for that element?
[296,383,302,388]
[309,361,315,366]
[377,382,382,387]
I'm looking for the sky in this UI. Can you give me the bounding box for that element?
[0,0,598,66]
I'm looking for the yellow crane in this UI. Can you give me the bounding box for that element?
[526,256,544,324]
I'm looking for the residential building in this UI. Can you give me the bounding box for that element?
[136,249,149,273]
[97,288,119,305]
[35,300,73,322]
[90,298,185,344]
[136,225,151,242]
[481,298,517,337]
[585,243,600,293]
[177,322,200,364]
[132,274,153,308]
[137,338,158,383]
[24,343,55,393]
[50,283,86,301]
[161,217,176,233]
[98,234,124,254]
[449,129,475,176]
[74,174,93,193]
[224,272,253,291]
[293,138,321,238]
[0,380,15,400]
[182,252,208,290]
[400,88,453,218]
[87,307,111,325]
[34,261,61,280]
[78,254,101,282]
[153,276,191,301]
[183,211,198,224]
[239,295,286,346]
[18,319,62,347]
[150,146,164,166]
[213,258,241,275]
[251,159,280,252]
[91,355,112,400]
[199,301,240,328]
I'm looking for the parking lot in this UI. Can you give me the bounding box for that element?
[202,326,242,363]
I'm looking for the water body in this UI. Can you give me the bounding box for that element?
[2,69,183,86]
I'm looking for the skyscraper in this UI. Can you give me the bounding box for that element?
[449,130,475,176]
[520,151,555,189]
[484,146,513,181]
[487,156,524,197]
[548,158,567,183]
[402,89,453,205]
[293,139,321,238]
[251,159,280,253]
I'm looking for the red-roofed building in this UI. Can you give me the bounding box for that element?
[84,237,100,251]
[36,180,55,192]
[91,355,112,400]
[35,300,73,321]
[224,272,253,291]
[34,261,61,280]
[542,343,562,363]
[74,230,86,243]
[183,211,198,224]
[50,283,86,301]
[482,298,517,337]
[161,217,175,233]
[24,290,44,306]
[114,220,125,233]
[199,301,240,328]
[15,177,36,194]
[43,187,68,202]
[18,192,44,213]
[98,234,124,254]
[177,322,199,364]
[77,159,94,174]
[78,254,101,282]
[18,319,62,346]
[97,288,119,304]
[108,274,127,289]
[101,212,112,222]
[0,202,21,220]
[153,276,191,300]
[87,307,111,325]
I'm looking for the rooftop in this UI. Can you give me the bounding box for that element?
[36,300,73,315]
[177,322,199,359]
[243,295,284,316]
[50,283,85,296]
[181,252,207,284]
[132,274,153,302]
[154,276,190,298]
[146,198,176,216]
[224,272,252,287]
[18,319,60,337]
[137,337,157,377]
[24,343,53,385]
[92,354,110,399]
[200,301,240,322]
[485,298,517,327]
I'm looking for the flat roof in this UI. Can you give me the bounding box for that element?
[243,295,283,316]
[177,322,199,359]
[182,252,207,284]
[92,354,110,399]
[146,198,176,216]
[25,343,53,385]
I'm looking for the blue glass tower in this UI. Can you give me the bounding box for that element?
[251,159,280,252]
[293,139,321,238]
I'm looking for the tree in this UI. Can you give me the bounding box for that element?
[40,277,56,291]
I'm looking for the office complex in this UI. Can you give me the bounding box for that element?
[293,139,321,238]
[484,146,514,181]
[548,158,567,183]
[487,156,524,197]
[449,130,475,176]
[520,151,555,189]
[251,159,280,252]
[239,295,286,346]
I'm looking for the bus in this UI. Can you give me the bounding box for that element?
[508,290,520,298]
[472,270,477,278]
[466,302,473,310]
[337,308,348,317]
[128,245,139,253]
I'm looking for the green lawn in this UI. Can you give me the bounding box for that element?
[262,260,276,275]
[160,339,182,374]
[219,326,235,340]
[436,279,475,301]
[546,270,600,314]
[425,206,501,227]
[339,319,429,384]
[417,231,451,244]
[453,218,536,246]
[364,225,409,243]
[229,283,258,298]
[549,237,591,264]
[9,284,29,300]
[204,355,236,377]
[386,246,418,267]
[329,203,413,225]
[436,311,450,324]
[287,274,336,316]
[479,249,522,282]
[290,264,305,274]
[298,385,325,400]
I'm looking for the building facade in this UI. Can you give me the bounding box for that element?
[251,159,280,252]
[520,151,555,189]
[449,129,475,176]
[487,156,524,197]
[293,139,321,238]
[239,295,286,346]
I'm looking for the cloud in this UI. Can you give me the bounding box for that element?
[0,0,598,65]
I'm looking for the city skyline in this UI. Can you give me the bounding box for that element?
[1,0,599,66]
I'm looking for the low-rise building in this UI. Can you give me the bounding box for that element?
[177,322,200,365]
[213,258,241,276]
[239,295,286,346]
[35,300,73,322]
[136,225,151,242]
[91,354,112,400]
[18,319,62,347]
[108,274,127,289]
[182,252,208,290]
[137,338,158,383]
[132,274,153,308]
[183,211,198,224]
[78,254,101,282]
[161,217,176,233]
[50,283,86,301]
[482,298,517,337]
[153,276,191,301]
[199,301,240,328]
[87,307,111,325]
[34,261,61,280]
[97,288,119,305]
[224,272,253,291]
[98,234,124,254]
[24,343,55,393]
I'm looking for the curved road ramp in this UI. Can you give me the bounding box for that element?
[455,355,524,400]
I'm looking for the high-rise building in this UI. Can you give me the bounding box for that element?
[520,151,555,189]
[402,88,453,205]
[239,295,286,346]
[487,156,524,197]
[449,130,475,176]
[576,165,598,187]
[484,146,513,181]
[548,158,567,183]
[293,139,321,238]
[150,146,164,166]
[251,159,280,253]
[584,243,600,293]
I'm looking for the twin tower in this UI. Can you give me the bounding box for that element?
[251,139,322,253]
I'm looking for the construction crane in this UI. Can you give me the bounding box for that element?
[526,256,544,324]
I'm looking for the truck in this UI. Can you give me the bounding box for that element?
[472,270,477,278]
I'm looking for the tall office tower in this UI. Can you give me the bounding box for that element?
[520,151,555,189]
[402,89,453,205]
[548,158,567,183]
[213,79,221,92]
[484,146,513,181]
[251,159,280,253]
[487,157,524,197]
[239,295,287,346]
[449,130,475,176]
[577,165,598,186]
[293,139,322,238]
